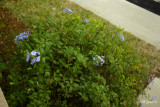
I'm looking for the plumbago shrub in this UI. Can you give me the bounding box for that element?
[2,12,149,107]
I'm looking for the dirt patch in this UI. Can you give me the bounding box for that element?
[137,40,160,78]
[0,4,26,61]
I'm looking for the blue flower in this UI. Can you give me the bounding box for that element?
[152,96,156,99]
[31,51,40,56]
[63,8,72,14]
[93,55,105,66]
[26,51,30,62]
[152,81,155,85]
[31,57,37,65]
[148,76,154,82]
[36,56,40,62]
[36,51,40,56]
[84,19,89,23]
[22,14,25,17]
[26,51,41,65]
[101,56,105,59]
[15,31,29,45]
[31,56,40,65]
[6,61,9,65]
[67,9,72,14]
[117,34,124,41]
[31,51,37,56]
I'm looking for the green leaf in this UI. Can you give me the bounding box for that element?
[32,38,41,44]
[77,92,82,96]
[9,82,15,85]
[25,43,32,50]
[42,57,46,63]
[27,67,32,70]
[29,80,34,85]
[45,72,50,77]
[101,102,107,107]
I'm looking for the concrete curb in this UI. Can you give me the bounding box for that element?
[0,88,8,107]
[138,77,160,107]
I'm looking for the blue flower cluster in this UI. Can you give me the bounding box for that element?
[15,31,29,45]
[84,19,89,23]
[26,51,41,65]
[93,55,105,66]
[117,34,124,41]
[63,8,72,14]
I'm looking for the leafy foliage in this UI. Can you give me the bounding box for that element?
[0,6,149,107]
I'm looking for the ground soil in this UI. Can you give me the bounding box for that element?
[0,4,26,61]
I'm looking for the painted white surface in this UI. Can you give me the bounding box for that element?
[138,77,160,107]
[0,88,8,107]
